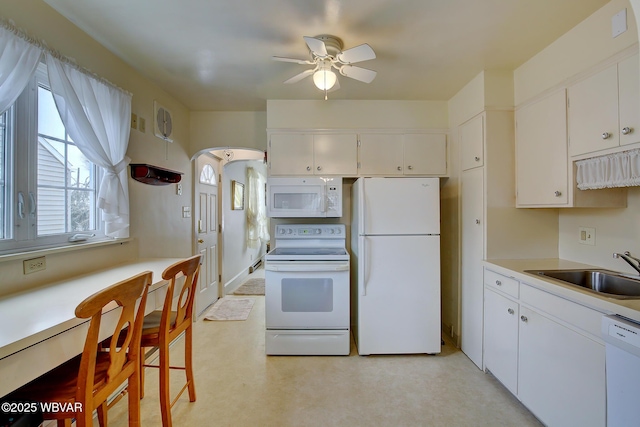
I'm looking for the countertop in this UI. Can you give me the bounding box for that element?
[0,258,181,361]
[484,258,640,323]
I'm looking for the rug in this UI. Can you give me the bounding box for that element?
[203,297,255,321]
[233,278,265,295]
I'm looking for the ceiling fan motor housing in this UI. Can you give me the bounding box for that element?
[312,35,344,58]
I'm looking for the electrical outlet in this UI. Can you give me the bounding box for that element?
[139,117,146,133]
[579,227,596,246]
[24,256,46,274]
[131,113,138,130]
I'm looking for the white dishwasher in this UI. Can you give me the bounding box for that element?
[602,315,640,427]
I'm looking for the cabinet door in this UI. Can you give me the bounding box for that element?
[460,167,484,369]
[568,64,619,156]
[460,114,484,170]
[518,306,606,427]
[516,90,568,206]
[403,134,447,175]
[313,134,358,175]
[618,53,640,147]
[269,134,313,175]
[483,288,518,394]
[358,134,404,175]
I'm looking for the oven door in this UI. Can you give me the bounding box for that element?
[265,261,350,329]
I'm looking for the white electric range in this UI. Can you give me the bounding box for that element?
[265,224,350,355]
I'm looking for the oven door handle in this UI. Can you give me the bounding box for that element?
[265,262,349,272]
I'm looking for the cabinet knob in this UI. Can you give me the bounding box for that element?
[397,166,402,171]
[317,166,322,171]
[306,166,311,171]
[601,132,611,140]
[408,165,413,170]
[475,219,480,225]
[474,156,480,162]
[622,127,633,135]
[496,280,502,286]
[520,315,528,323]
[508,308,514,315]
[554,190,562,197]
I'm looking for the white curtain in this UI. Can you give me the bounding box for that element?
[246,166,269,249]
[45,53,132,238]
[0,24,42,114]
[576,149,640,190]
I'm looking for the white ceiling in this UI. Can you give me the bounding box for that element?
[43,0,610,111]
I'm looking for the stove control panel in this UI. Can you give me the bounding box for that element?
[275,224,345,238]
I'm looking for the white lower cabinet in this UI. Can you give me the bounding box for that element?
[483,288,518,394]
[518,305,605,427]
[483,268,606,427]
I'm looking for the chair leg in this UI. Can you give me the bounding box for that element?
[159,344,172,427]
[185,325,196,402]
[57,419,71,427]
[97,402,108,427]
[139,346,146,399]
[128,370,142,427]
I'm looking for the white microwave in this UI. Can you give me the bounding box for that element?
[267,177,342,218]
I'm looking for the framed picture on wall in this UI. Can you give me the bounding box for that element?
[232,180,244,210]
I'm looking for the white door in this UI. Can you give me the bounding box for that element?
[356,235,441,355]
[359,177,440,235]
[195,154,220,315]
[460,167,484,369]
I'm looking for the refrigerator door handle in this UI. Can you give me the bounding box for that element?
[360,236,369,296]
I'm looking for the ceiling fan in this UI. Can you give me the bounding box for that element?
[273,35,377,99]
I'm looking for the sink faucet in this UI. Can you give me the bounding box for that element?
[613,251,640,275]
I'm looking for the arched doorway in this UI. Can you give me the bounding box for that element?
[193,147,268,314]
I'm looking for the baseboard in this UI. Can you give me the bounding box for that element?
[223,256,265,295]
[441,322,460,348]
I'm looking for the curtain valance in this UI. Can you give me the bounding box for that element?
[576,149,640,190]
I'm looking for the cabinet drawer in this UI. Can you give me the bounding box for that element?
[520,283,603,339]
[484,269,519,298]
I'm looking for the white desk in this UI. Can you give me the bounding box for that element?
[0,258,182,397]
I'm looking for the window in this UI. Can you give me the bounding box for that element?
[0,63,101,253]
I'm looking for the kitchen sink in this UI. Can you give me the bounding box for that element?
[524,269,640,299]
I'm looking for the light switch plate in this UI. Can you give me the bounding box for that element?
[579,227,596,246]
[612,8,627,38]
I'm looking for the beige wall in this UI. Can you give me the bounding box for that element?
[0,0,193,292]
[190,111,267,156]
[514,0,640,273]
[267,100,448,129]
[515,0,637,105]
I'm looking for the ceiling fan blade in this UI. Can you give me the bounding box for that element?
[341,65,377,83]
[337,44,376,64]
[283,69,315,84]
[304,36,328,58]
[272,56,314,65]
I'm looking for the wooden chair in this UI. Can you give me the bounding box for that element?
[5,270,152,427]
[139,254,202,427]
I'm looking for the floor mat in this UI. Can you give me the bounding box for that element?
[203,297,255,321]
[233,278,265,295]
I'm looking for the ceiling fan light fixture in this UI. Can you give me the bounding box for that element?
[313,68,337,90]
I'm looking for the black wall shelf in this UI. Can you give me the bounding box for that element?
[130,164,183,186]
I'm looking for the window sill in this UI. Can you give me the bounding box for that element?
[0,238,134,263]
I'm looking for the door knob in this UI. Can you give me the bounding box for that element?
[198,239,204,244]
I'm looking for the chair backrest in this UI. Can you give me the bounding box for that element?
[159,255,202,336]
[74,271,152,417]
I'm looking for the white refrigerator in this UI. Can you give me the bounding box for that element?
[351,177,441,355]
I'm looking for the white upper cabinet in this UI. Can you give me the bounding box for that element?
[568,53,640,157]
[617,53,640,148]
[268,133,314,175]
[460,114,484,170]
[313,134,358,175]
[358,133,448,176]
[268,133,357,176]
[358,134,404,176]
[403,134,447,175]
[516,89,569,206]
